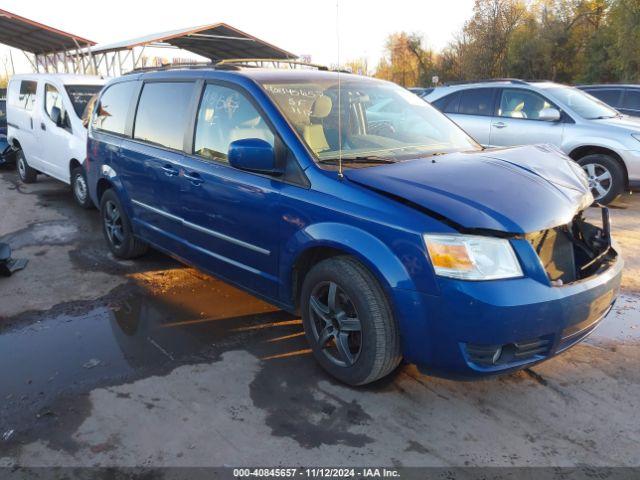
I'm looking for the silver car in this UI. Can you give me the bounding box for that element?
[425,79,640,204]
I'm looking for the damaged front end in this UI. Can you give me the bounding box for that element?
[527,206,616,286]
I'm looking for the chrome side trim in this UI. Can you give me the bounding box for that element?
[131,199,270,255]
[138,219,270,278]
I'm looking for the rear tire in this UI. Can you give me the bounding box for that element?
[300,256,402,385]
[100,189,148,259]
[577,154,624,205]
[71,166,94,209]
[16,150,37,184]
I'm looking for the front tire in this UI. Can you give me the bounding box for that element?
[300,256,402,385]
[16,150,37,184]
[100,189,148,259]
[71,166,94,209]
[577,154,624,205]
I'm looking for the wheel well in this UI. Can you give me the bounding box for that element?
[10,139,21,151]
[69,158,82,176]
[96,178,113,203]
[568,146,629,187]
[291,246,349,308]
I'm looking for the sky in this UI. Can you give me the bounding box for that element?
[0,0,475,74]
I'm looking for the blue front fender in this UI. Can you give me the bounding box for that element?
[279,222,417,307]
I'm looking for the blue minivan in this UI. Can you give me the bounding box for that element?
[87,65,622,385]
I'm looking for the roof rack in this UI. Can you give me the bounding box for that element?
[214,58,328,70]
[123,58,330,76]
[124,61,217,75]
[443,78,529,86]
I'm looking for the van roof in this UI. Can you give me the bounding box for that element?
[10,73,107,86]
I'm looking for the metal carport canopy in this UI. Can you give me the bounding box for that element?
[89,23,296,61]
[0,8,95,53]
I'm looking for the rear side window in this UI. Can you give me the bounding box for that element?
[623,90,640,111]
[9,80,37,110]
[92,81,138,135]
[432,91,461,113]
[133,82,195,151]
[194,84,274,163]
[459,88,496,116]
[585,89,623,108]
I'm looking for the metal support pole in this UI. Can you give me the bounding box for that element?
[117,50,123,76]
[25,51,38,73]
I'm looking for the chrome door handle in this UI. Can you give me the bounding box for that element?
[183,171,203,186]
[493,122,507,129]
[160,164,178,176]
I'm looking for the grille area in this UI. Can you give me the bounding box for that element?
[527,208,614,285]
[465,337,552,367]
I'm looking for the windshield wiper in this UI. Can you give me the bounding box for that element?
[318,155,396,164]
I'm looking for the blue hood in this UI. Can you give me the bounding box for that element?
[345,145,593,234]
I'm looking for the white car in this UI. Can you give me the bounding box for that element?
[7,74,106,207]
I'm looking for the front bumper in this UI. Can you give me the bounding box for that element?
[392,253,623,379]
[621,150,640,184]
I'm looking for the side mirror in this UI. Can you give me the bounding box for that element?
[539,107,561,122]
[50,106,64,127]
[228,138,281,175]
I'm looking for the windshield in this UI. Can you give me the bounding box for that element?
[0,100,6,122]
[65,85,103,118]
[547,87,619,120]
[261,77,479,167]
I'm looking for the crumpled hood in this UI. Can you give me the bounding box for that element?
[345,145,593,234]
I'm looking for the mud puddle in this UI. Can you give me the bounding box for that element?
[0,277,302,449]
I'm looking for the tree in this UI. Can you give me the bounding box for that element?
[374,0,640,85]
[461,0,528,78]
[343,58,369,76]
[374,32,435,86]
[608,0,640,81]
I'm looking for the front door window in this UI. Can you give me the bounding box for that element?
[498,89,553,120]
[194,84,274,163]
[45,84,69,129]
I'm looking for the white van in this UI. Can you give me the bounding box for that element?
[7,74,106,207]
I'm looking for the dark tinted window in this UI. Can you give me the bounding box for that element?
[624,90,640,111]
[92,81,138,135]
[585,89,623,108]
[14,80,37,110]
[0,100,6,121]
[194,84,274,162]
[65,85,103,117]
[432,91,461,113]
[134,82,194,150]
[459,88,495,116]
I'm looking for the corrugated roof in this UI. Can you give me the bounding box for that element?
[0,8,95,54]
[90,23,296,61]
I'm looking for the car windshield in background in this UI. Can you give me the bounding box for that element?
[261,78,479,167]
[65,85,103,117]
[0,100,6,121]
[547,87,619,120]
